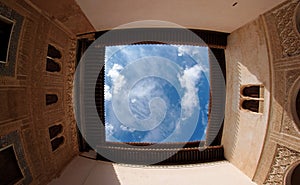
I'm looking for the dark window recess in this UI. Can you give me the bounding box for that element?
[47,44,62,59]
[296,90,300,121]
[0,146,23,185]
[296,3,300,34]
[242,100,259,113]
[0,18,13,62]
[46,44,62,72]
[291,164,300,185]
[46,58,61,72]
[49,125,63,139]
[51,136,64,151]
[46,94,58,105]
[242,86,260,98]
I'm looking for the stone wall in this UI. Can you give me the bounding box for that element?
[223,0,300,184]
[0,0,94,184]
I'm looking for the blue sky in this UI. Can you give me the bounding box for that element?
[104,44,210,143]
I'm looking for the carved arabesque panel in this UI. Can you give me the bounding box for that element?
[64,38,78,154]
[272,0,300,58]
[264,145,300,185]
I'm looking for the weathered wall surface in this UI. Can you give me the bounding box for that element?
[223,0,300,184]
[0,0,94,184]
[222,17,271,179]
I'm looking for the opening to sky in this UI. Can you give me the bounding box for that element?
[104,44,210,143]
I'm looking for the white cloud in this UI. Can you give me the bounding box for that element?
[107,64,126,94]
[105,123,114,139]
[178,64,203,119]
[177,45,201,57]
[105,45,126,62]
[120,124,135,132]
[175,45,210,77]
[107,64,123,78]
[104,85,112,101]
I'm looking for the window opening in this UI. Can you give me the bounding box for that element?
[48,124,63,139]
[0,146,23,185]
[46,94,58,105]
[0,16,13,63]
[241,85,264,113]
[46,44,61,72]
[50,136,64,151]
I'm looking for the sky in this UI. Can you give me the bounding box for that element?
[104,44,210,143]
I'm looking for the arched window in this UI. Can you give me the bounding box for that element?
[47,44,62,59]
[46,58,61,72]
[285,162,300,185]
[51,136,64,151]
[242,100,259,113]
[242,85,260,98]
[289,80,300,129]
[48,124,64,152]
[46,44,61,72]
[48,124,63,139]
[291,164,300,185]
[240,85,264,113]
[46,94,58,105]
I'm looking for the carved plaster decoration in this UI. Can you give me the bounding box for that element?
[65,38,78,154]
[264,145,300,184]
[272,0,300,58]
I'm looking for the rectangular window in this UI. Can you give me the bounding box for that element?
[0,145,24,185]
[0,16,13,63]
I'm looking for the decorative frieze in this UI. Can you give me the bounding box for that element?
[65,38,78,154]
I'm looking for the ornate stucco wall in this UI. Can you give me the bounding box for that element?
[0,0,94,184]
